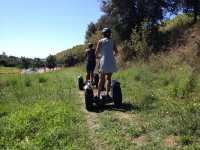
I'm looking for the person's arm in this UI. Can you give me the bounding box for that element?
[95,40,102,59]
[85,49,88,58]
[113,40,118,56]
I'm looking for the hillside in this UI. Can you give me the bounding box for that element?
[147,15,200,72]
[54,15,200,69]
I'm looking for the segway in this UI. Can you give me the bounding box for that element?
[78,75,84,90]
[78,74,99,90]
[83,79,122,111]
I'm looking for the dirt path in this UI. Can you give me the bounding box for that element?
[78,89,144,149]
[78,90,106,150]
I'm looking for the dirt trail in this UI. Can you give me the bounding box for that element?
[78,90,145,148]
[78,90,105,150]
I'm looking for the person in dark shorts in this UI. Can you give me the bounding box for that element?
[85,43,96,83]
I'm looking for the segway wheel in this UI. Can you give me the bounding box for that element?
[78,76,84,90]
[111,80,122,107]
[84,89,94,110]
[113,87,122,107]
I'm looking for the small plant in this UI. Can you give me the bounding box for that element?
[140,90,157,108]
[0,77,9,89]
[38,77,47,83]
[179,136,193,145]
[24,77,31,87]
[10,78,18,87]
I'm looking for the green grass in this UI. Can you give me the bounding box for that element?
[0,68,95,149]
[0,62,199,149]
[87,62,200,149]
[160,14,193,33]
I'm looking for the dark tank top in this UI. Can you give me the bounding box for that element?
[86,48,96,63]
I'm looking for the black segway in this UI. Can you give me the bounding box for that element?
[110,80,122,107]
[78,75,84,90]
[78,73,99,91]
[83,79,122,111]
[84,81,94,110]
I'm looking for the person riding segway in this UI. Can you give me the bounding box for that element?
[85,43,96,85]
[95,27,118,100]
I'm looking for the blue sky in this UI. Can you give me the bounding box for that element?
[0,0,103,58]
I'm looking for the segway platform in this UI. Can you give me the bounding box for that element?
[93,92,113,104]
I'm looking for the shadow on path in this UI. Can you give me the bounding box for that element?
[88,103,141,113]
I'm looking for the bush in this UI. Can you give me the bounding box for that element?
[38,77,47,83]
[121,43,137,62]
[24,77,31,87]
[127,21,161,61]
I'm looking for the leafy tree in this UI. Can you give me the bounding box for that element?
[7,56,20,67]
[0,59,7,66]
[182,0,200,22]
[99,0,177,41]
[129,22,153,61]
[21,57,31,69]
[0,54,8,66]
[85,22,97,39]
[64,55,76,67]
[33,58,45,68]
[46,55,57,69]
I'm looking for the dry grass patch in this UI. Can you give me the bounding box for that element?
[115,112,135,121]
[164,135,179,148]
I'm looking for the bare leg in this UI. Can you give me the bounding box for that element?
[97,73,105,96]
[106,73,112,95]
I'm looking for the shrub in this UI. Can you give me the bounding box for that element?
[121,42,137,62]
[24,77,31,87]
[127,21,161,61]
[38,77,47,83]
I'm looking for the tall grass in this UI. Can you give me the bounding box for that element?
[108,60,199,149]
[0,68,95,149]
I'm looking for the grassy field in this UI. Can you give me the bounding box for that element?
[0,67,95,149]
[1,63,199,149]
[0,67,21,74]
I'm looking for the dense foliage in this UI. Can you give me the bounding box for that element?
[0,53,46,69]
[46,55,57,69]
[55,45,85,67]
[84,0,200,62]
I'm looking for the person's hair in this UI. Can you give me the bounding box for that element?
[88,43,94,48]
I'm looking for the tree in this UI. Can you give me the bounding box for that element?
[46,55,57,69]
[21,57,31,69]
[85,22,97,39]
[64,55,76,67]
[182,0,200,22]
[33,58,45,68]
[0,53,8,66]
[99,0,176,41]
